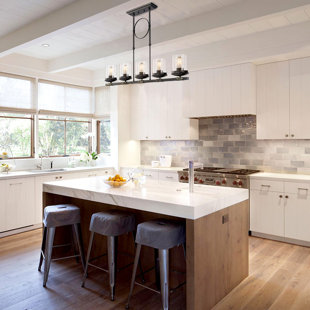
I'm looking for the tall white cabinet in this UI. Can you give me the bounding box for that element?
[256,61,290,139]
[257,56,310,139]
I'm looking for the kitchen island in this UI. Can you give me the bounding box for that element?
[43,177,249,310]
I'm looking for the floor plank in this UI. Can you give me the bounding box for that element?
[1,230,310,309]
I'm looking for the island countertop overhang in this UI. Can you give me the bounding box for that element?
[43,177,249,220]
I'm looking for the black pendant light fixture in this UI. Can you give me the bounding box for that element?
[106,2,189,86]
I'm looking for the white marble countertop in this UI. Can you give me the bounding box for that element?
[121,165,183,172]
[250,172,310,182]
[43,177,249,220]
[0,166,113,180]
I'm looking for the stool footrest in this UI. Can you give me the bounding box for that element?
[135,281,161,294]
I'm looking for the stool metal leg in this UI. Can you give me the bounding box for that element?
[43,227,55,287]
[38,227,47,272]
[81,231,94,288]
[73,223,86,271]
[159,249,169,310]
[126,243,142,309]
[155,249,161,290]
[132,231,145,283]
[107,236,117,301]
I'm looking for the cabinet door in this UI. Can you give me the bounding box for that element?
[0,180,6,232]
[250,189,284,236]
[5,178,36,231]
[285,192,310,241]
[231,63,256,115]
[256,61,290,139]
[147,82,167,140]
[290,58,310,139]
[213,66,232,116]
[131,84,148,140]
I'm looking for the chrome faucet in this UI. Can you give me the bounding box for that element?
[189,161,203,193]
[36,155,43,170]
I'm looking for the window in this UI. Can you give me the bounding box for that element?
[0,113,33,158]
[97,119,111,155]
[38,115,91,156]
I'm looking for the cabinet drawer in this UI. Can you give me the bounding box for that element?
[250,179,283,192]
[158,171,178,182]
[284,181,310,195]
[143,169,158,180]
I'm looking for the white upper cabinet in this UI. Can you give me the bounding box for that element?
[257,56,310,140]
[130,81,198,140]
[256,61,290,139]
[183,63,256,118]
[289,57,310,139]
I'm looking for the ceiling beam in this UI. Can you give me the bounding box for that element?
[48,0,310,72]
[0,0,130,56]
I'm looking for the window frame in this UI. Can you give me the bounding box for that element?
[0,113,35,159]
[96,118,111,155]
[38,116,92,157]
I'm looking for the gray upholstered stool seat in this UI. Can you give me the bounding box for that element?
[90,210,135,236]
[82,209,141,301]
[136,219,185,250]
[38,204,85,287]
[43,204,80,228]
[126,219,186,310]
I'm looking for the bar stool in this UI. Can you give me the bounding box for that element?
[81,209,138,301]
[38,204,86,287]
[126,218,186,310]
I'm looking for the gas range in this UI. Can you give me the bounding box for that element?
[177,167,260,189]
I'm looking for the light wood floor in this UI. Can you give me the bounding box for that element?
[1,230,310,310]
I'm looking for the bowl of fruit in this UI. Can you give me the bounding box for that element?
[104,174,128,188]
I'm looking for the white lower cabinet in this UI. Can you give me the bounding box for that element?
[284,192,310,241]
[0,168,114,234]
[0,177,36,232]
[250,189,284,237]
[250,177,310,243]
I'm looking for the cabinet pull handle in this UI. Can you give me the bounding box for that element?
[279,195,283,198]
[145,174,152,177]
[291,134,295,137]
[298,187,308,191]
[285,134,289,137]
[165,176,173,179]
[285,195,289,199]
[59,176,63,179]
[9,182,22,186]
[55,177,59,179]
[261,184,270,187]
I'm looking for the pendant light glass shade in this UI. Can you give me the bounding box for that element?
[171,54,188,78]
[119,63,132,82]
[152,58,167,79]
[105,64,117,84]
[135,60,149,80]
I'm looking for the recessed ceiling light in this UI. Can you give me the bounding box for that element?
[41,44,50,47]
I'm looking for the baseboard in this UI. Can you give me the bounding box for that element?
[250,231,310,247]
[0,223,42,238]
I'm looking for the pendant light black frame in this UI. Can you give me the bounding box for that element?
[106,2,189,86]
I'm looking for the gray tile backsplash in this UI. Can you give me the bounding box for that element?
[140,116,310,174]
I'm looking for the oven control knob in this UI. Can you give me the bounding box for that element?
[180,176,184,180]
[233,180,237,186]
[216,180,221,185]
[238,180,243,186]
[199,179,204,184]
[185,176,188,181]
[194,177,198,182]
[222,179,227,184]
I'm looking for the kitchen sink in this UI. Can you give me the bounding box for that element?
[29,168,68,173]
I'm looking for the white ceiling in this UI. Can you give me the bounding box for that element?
[0,0,76,37]
[76,4,310,71]
[17,0,244,60]
[1,0,310,76]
